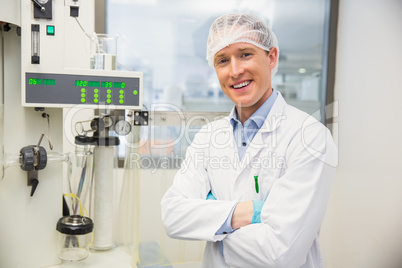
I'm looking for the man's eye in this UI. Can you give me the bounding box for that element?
[216,58,228,65]
[242,53,251,58]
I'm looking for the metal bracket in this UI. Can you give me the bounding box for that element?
[133,111,149,126]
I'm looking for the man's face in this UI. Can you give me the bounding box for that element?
[214,43,278,115]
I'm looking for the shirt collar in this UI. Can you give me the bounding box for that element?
[229,89,278,129]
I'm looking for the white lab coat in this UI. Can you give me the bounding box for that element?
[161,92,337,268]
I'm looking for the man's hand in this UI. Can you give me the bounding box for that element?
[231,201,253,229]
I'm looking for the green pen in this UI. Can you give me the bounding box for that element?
[254,175,259,193]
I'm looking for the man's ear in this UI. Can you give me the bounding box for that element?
[268,47,278,70]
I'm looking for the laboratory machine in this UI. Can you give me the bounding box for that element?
[0,0,144,267]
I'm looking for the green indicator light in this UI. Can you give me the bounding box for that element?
[94,99,99,103]
[94,89,99,93]
[119,95,124,99]
[107,99,111,104]
[119,100,124,104]
[107,94,111,99]
[119,90,124,94]
[46,25,55,35]
[81,98,86,103]
[133,90,138,95]
[94,94,99,98]
[81,88,86,93]
[107,89,112,94]
[81,93,86,98]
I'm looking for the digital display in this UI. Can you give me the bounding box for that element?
[101,81,113,88]
[74,80,125,88]
[88,81,100,87]
[75,80,87,87]
[25,72,141,109]
[114,82,125,89]
[29,78,42,85]
[43,79,55,85]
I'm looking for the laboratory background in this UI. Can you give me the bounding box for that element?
[0,0,401,267]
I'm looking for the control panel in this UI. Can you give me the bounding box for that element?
[23,69,143,109]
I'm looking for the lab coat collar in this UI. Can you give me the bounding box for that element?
[218,92,287,168]
[225,91,286,133]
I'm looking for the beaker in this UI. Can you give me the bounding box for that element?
[56,215,93,262]
[90,34,118,71]
[66,146,94,216]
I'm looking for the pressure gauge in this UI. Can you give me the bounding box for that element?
[114,120,131,136]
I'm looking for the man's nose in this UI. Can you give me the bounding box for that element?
[229,59,244,79]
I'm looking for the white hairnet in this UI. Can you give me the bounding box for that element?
[206,13,279,75]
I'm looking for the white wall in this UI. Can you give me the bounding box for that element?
[320,0,402,267]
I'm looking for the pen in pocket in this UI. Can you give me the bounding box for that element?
[254,175,259,193]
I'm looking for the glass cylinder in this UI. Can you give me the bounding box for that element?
[56,215,93,262]
[90,34,118,71]
[66,146,94,216]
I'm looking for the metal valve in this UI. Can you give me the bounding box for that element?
[19,134,52,197]
[20,146,47,196]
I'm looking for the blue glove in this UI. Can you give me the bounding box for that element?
[251,200,265,224]
[206,191,217,200]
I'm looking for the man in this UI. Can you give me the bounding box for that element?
[161,13,337,268]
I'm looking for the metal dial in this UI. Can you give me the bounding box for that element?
[114,120,131,136]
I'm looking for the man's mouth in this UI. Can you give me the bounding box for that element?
[232,81,251,89]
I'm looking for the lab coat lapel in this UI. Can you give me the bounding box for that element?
[240,93,286,168]
[212,118,240,172]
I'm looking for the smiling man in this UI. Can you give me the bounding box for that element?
[161,14,337,268]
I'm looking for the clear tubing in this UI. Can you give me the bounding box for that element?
[1,152,69,169]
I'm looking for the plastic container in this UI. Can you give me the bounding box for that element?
[56,215,94,262]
